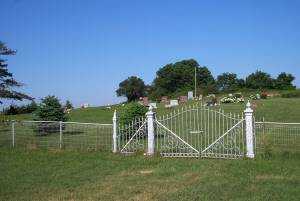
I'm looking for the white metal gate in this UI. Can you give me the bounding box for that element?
[115,102,253,159]
[155,104,245,159]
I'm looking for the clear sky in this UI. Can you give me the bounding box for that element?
[1,0,300,108]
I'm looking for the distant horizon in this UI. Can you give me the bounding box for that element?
[1,0,300,108]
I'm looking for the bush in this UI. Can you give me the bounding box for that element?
[119,102,148,125]
[33,96,68,135]
[3,102,38,115]
[282,90,300,98]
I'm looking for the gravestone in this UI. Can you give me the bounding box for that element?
[188,91,193,100]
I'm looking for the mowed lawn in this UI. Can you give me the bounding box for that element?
[0,148,299,201]
[3,97,300,124]
[1,97,300,200]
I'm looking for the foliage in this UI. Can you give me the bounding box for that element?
[245,71,274,89]
[150,59,216,98]
[3,102,37,115]
[34,96,68,122]
[119,102,148,125]
[216,72,240,91]
[281,90,300,98]
[116,76,146,102]
[275,72,296,90]
[64,100,73,110]
[0,41,33,104]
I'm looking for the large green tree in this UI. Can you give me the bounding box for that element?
[116,76,146,102]
[245,71,274,89]
[0,41,33,104]
[216,73,240,91]
[150,59,216,97]
[275,72,295,90]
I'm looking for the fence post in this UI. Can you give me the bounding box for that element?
[12,122,15,147]
[146,106,155,155]
[112,110,118,153]
[244,101,254,158]
[59,121,62,149]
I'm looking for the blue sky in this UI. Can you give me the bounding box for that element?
[1,0,300,108]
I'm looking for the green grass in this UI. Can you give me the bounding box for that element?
[0,148,299,201]
[2,97,300,123]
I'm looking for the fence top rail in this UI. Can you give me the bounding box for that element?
[21,120,112,126]
[256,121,300,125]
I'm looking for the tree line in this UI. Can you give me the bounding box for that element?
[117,59,296,101]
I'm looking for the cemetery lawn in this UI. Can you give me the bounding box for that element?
[0,148,300,201]
[2,97,300,123]
[68,97,300,123]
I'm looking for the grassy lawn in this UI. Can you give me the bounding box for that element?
[0,148,299,201]
[1,97,299,200]
[2,97,300,124]
[63,97,300,123]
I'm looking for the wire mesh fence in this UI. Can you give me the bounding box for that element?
[0,121,113,151]
[255,122,300,154]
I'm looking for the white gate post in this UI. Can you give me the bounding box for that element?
[146,106,155,155]
[112,110,118,153]
[244,101,254,158]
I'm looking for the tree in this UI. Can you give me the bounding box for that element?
[34,96,68,122]
[216,73,239,91]
[245,71,274,89]
[150,59,216,97]
[116,76,146,102]
[274,72,295,90]
[65,100,73,110]
[0,41,33,104]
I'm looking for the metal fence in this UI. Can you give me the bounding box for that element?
[255,122,300,153]
[0,121,113,151]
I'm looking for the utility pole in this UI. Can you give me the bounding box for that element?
[194,66,197,99]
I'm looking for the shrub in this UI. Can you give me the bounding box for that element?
[119,102,148,125]
[282,90,300,98]
[33,96,68,135]
[3,102,38,115]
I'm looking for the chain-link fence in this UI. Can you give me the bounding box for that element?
[0,121,113,151]
[255,122,300,154]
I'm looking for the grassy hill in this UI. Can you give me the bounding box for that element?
[2,97,300,123]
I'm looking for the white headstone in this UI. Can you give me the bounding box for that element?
[188,91,193,100]
[170,100,179,106]
[148,102,157,109]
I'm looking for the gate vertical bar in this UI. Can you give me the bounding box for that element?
[12,122,15,147]
[59,121,63,149]
[244,101,254,158]
[147,106,155,155]
[112,110,118,153]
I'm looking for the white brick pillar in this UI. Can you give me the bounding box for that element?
[244,101,255,158]
[112,110,118,153]
[146,106,155,155]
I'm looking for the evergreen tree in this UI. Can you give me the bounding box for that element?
[0,41,33,104]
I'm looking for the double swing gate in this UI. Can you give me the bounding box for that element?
[114,102,254,159]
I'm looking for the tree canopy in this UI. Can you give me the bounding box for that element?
[245,71,274,89]
[150,59,216,97]
[0,41,33,104]
[275,72,295,90]
[34,95,68,122]
[116,76,146,102]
